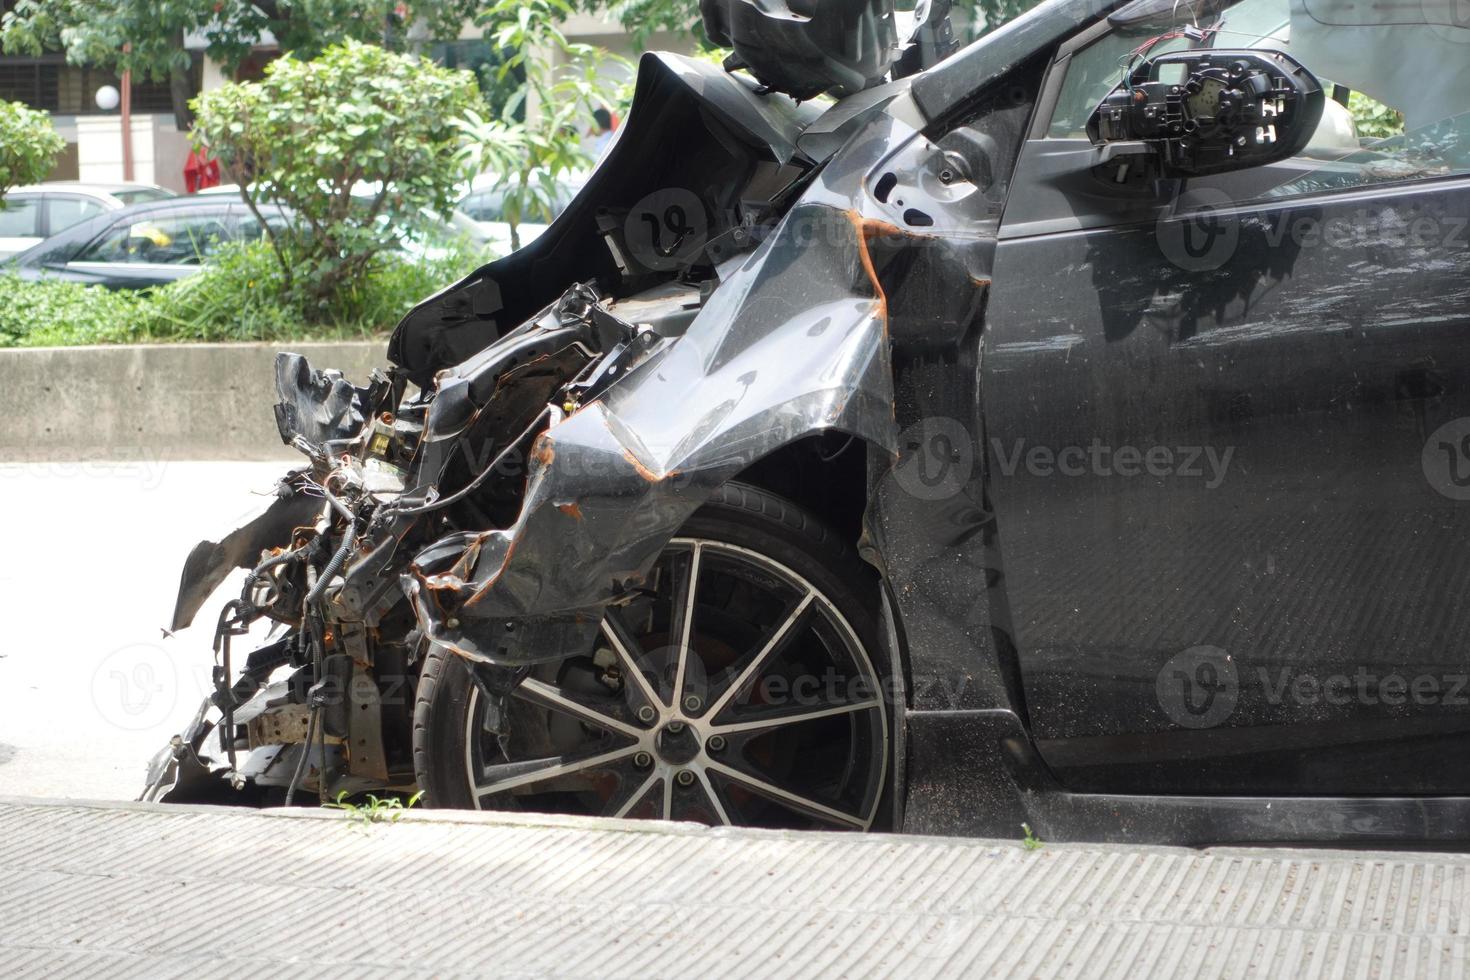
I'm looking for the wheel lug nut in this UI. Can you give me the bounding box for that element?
[707,734,726,753]
[633,751,653,769]
[683,694,702,712]
[666,721,685,734]
[675,769,695,787]
[636,705,656,724]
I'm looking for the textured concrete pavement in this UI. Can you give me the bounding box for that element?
[0,461,287,800]
[4,796,1470,978]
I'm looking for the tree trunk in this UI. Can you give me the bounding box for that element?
[169,31,195,132]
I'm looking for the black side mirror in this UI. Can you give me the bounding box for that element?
[1086,49,1324,185]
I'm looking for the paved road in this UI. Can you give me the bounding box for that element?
[4,796,1469,977]
[0,461,287,800]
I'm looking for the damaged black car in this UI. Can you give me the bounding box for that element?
[146,0,1470,844]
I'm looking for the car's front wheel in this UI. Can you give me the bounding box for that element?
[412,482,895,830]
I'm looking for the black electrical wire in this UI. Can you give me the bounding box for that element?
[238,541,308,609]
[318,471,358,523]
[286,513,354,806]
[283,704,319,807]
[213,602,243,780]
[383,407,552,518]
[305,522,357,605]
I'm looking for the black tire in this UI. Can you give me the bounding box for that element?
[413,481,897,830]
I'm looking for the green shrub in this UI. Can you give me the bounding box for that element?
[139,239,483,343]
[0,275,147,347]
[1349,91,1405,141]
[0,238,486,347]
[193,41,481,315]
[0,98,65,197]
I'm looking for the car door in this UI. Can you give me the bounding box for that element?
[982,0,1470,795]
[64,207,236,288]
[0,193,44,259]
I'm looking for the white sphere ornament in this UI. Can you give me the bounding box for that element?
[95,85,120,111]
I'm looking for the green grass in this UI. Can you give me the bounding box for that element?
[324,790,425,825]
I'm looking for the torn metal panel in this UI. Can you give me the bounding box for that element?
[169,478,321,632]
[700,0,900,100]
[388,53,825,388]
[273,354,368,451]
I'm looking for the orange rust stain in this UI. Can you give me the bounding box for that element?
[463,535,518,609]
[846,212,900,327]
[530,433,555,468]
[621,448,662,483]
[423,573,468,591]
[556,501,584,521]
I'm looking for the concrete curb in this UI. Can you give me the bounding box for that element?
[6,796,1470,976]
[0,341,383,461]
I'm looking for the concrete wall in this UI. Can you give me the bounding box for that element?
[0,342,384,461]
[74,114,192,193]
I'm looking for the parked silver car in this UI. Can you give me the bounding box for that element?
[0,181,175,259]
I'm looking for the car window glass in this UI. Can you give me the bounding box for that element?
[461,184,577,223]
[0,196,41,236]
[112,188,174,205]
[235,210,289,241]
[1048,33,1192,139]
[1045,0,1470,198]
[46,197,107,234]
[461,189,506,222]
[76,211,234,265]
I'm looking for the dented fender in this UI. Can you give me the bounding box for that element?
[407,201,901,664]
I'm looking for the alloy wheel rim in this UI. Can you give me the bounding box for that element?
[463,538,889,829]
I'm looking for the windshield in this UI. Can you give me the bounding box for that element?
[112,188,176,205]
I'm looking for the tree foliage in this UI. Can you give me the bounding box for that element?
[456,0,629,249]
[0,0,478,127]
[193,41,480,315]
[1348,91,1405,141]
[572,0,1037,50]
[0,99,64,199]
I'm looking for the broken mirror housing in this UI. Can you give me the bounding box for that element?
[1087,49,1325,180]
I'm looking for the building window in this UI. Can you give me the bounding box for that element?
[0,54,200,115]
